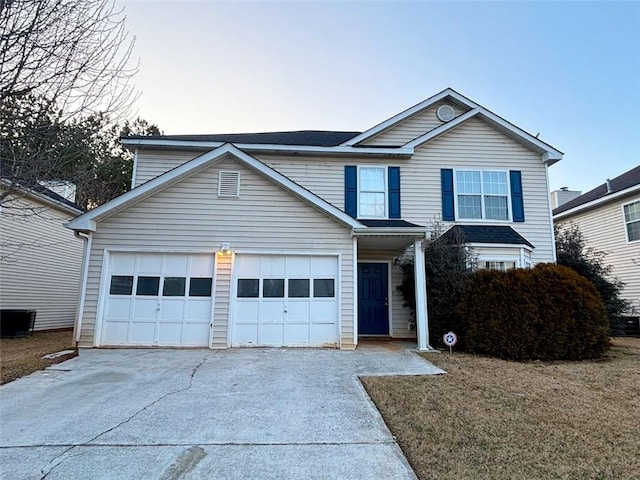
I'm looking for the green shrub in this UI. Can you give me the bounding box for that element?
[458,264,610,360]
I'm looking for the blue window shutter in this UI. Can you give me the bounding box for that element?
[441,169,455,221]
[345,166,357,218]
[388,167,401,219]
[510,170,525,222]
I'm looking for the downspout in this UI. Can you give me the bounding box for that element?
[73,231,93,348]
[130,148,139,190]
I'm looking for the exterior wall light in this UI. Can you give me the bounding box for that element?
[218,242,232,255]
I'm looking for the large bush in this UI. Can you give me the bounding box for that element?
[458,264,610,360]
[397,221,474,347]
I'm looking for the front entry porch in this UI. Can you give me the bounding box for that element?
[353,222,432,351]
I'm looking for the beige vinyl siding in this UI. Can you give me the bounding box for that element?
[357,250,415,339]
[362,103,469,147]
[258,117,555,264]
[212,253,232,348]
[80,157,354,348]
[134,150,200,187]
[556,194,640,309]
[0,195,83,330]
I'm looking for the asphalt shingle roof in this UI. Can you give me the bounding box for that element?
[440,225,534,248]
[553,165,640,215]
[124,130,362,147]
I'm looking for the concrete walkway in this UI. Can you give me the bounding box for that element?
[0,343,443,479]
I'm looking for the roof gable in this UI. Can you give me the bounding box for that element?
[342,88,563,164]
[553,165,640,217]
[66,144,364,232]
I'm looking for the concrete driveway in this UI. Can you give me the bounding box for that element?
[0,343,443,479]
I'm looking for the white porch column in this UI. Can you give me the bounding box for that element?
[413,239,431,350]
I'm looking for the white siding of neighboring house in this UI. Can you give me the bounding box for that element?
[134,150,200,187]
[257,117,556,265]
[361,102,470,147]
[0,195,83,331]
[80,156,354,348]
[555,194,640,311]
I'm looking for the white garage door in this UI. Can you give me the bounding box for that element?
[232,255,338,347]
[102,253,214,346]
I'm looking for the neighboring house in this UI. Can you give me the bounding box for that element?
[1,182,85,330]
[553,165,640,315]
[66,88,563,350]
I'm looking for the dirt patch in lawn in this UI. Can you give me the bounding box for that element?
[0,329,76,385]
[362,337,640,480]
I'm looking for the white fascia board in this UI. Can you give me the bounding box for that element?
[467,242,534,252]
[353,227,427,236]
[341,88,461,146]
[66,143,365,232]
[404,109,481,148]
[553,184,640,221]
[121,138,413,158]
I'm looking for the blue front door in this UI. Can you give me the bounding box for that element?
[358,263,389,335]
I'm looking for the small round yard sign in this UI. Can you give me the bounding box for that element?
[443,331,457,353]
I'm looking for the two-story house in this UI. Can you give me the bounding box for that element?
[553,165,640,317]
[66,88,563,350]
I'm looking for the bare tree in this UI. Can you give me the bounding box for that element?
[0,0,138,207]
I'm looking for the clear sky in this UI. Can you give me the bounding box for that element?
[121,0,639,193]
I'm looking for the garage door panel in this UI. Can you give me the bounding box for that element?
[259,324,284,345]
[261,301,285,322]
[286,257,310,277]
[232,254,338,347]
[159,300,185,321]
[233,324,258,345]
[132,299,158,321]
[157,323,182,344]
[111,253,136,273]
[287,301,310,322]
[261,256,285,277]
[310,301,337,323]
[284,324,309,345]
[103,253,213,347]
[190,255,215,277]
[105,298,132,320]
[103,321,128,344]
[311,257,336,276]
[183,324,210,345]
[236,255,260,277]
[186,301,211,322]
[138,255,162,275]
[310,324,336,344]
[164,255,189,276]
[130,322,156,344]
[234,302,260,323]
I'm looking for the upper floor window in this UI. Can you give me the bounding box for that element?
[358,167,386,218]
[456,170,509,220]
[623,200,640,242]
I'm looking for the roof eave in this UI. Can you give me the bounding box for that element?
[553,184,640,220]
[121,138,414,158]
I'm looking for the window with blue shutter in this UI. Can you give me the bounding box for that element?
[441,169,455,221]
[510,170,525,222]
[344,166,357,218]
[388,167,401,219]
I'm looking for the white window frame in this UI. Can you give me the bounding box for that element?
[622,199,640,243]
[481,260,518,271]
[453,168,512,222]
[357,165,388,219]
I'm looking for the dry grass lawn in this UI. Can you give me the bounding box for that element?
[362,337,640,480]
[0,329,76,385]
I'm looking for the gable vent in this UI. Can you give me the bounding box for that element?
[218,171,241,197]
